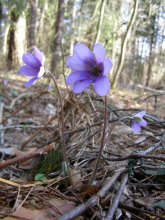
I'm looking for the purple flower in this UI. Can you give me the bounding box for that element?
[3,80,8,86]
[132,111,147,133]
[19,47,45,88]
[66,43,113,96]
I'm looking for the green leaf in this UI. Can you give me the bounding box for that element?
[144,169,165,176]
[153,200,165,210]
[34,173,47,181]
[62,161,70,177]
[12,90,19,97]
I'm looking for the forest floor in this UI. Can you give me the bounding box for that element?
[0,75,165,220]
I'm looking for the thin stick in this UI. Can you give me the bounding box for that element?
[48,72,67,160]
[2,91,48,124]
[0,144,54,169]
[15,187,33,211]
[20,115,56,150]
[48,72,72,185]
[105,174,128,220]
[60,41,69,93]
[59,170,124,220]
[0,102,4,146]
[89,96,108,185]
[119,202,162,219]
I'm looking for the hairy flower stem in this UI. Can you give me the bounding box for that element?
[89,96,108,185]
[48,72,72,185]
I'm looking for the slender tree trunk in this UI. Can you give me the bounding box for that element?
[84,0,101,47]
[37,0,48,45]
[7,10,26,69]
[111,0,139,88]
[94,0,107,45]
[145,13,156,86]
[28,0,38,49]
[77,0,86,42]
[0,2,10,68]
[69,0,77,54]
[7,10,18,69]
[51,0,65,76]
[15,13,26,65]
[0,2,8,56]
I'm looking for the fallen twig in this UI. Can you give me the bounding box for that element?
[59,170,125,220]
[119,202,165,219]
[0,144,54,169]
[0,102,4,146]
[0,124,55,130]
[4,92,37,110]
[104,153,165,162]
[2,91,49,124]
[20,115,57,150]
[103,137,165,161]
[105,173,128,220]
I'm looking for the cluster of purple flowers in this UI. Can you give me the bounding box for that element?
[19,44,147,133]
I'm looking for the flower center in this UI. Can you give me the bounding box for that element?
[92,65,102,76]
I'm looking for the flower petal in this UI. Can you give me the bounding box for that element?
[73,79,93,94]
[132,122,141,133]
[22,53,40,67]
[93,43,106,63]
[67,55,92,71]
[74,43,95,64]
[24,77,39,88]
[135,111,146,118]
[139,119,147,127]
[94,76,110,96]
[37,66,45,78]
[19,65,39,76]
[34,47,45,65]
[66,71,91,85]
[103,58,113,76]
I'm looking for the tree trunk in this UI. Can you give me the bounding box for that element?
[7,10,26,69]
[51,0,65,76]
[145,12,156,86]
[111,0,139,88]
[69,0,77,54]
[37,0,48,45]
[77,0,86,42]
[94,0,107,45]
[28,0,38,49]
[15,13,26,65]
[84,0,101,47]
[0,2,10,68]
[7,10,18,69]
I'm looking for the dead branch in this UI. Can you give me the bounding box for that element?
[20,114,57,150]
[2,91,49,124]
[105,174,128,220]
[4,92,37,110]
[119,202,164,219]
[59,170,125,220]
[0,144,55,169]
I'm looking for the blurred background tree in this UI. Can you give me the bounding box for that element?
[0,0,164,89]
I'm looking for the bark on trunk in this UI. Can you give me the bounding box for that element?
[7,10,18,69]
[111,0,139,88]
[28,0,38,49]
[37,1,48,45]
[51,0,65,76]
[145,12,156,87]
[94,0,107,45]
[7,11,26,69]
[69,0,77,54]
